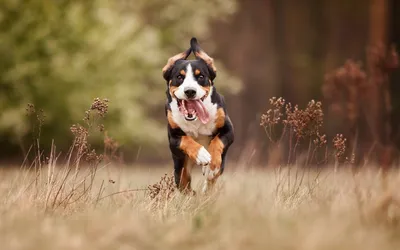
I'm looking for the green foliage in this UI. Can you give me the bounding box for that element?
[0,0,240,152]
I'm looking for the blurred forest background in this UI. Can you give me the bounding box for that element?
[1,0,400,167]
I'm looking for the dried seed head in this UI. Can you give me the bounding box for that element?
[98,124,105,132]
[284,100,324,139]
[91,98,109,118]
[26,103,35,115]
[25,104,46,124]
[333,134,347,159]
[260,97,285,127]
[85,149,103,166]
[313,132,327,148]
[70,124,89,151]
[147,173,176,201]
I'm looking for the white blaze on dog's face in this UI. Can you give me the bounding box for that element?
[174,64,206,101]
[168,60,212,124]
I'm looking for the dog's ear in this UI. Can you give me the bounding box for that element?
[162,48,191,81]
[190,37,217,81]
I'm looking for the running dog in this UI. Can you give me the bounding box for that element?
[162,38,234,194]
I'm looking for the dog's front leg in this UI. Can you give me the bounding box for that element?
[202,115,234,193]
[169,128,211,193]
[179,136,211,166]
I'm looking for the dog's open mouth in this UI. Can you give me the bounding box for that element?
[177,97,210,124]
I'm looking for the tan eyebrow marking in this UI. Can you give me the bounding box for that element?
[194,69,201,75]
[180,70,186,75]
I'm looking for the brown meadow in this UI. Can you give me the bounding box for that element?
[3,97,399,250]
[2,166,400,250]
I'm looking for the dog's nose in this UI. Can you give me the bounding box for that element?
[184,88,197,99]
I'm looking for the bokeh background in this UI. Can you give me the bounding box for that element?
[1,0,399,167]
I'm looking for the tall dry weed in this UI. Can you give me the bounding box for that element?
[17,98,131,212]
[260,97,330,167]
[261,98,336,202]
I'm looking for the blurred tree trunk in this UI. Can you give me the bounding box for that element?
[278,0,326,105]
[368,0,389,146]
[368,0,395,169]
[212,0,278,165]
[272,0,327,162]
[323,0,371,166]
[389,0,400,152]
[212,0,399,167]
[370,0,388,45]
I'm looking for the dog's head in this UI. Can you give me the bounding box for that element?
[162,38,217,124]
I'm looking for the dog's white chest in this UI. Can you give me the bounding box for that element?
[170,97,218,138]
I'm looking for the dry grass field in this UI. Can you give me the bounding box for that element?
[4,98,399,249]
[1,164,400,250]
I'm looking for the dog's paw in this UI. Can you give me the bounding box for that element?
[196,146,211,166]
[202,165,220,181]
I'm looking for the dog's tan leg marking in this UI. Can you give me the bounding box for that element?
[180,136,211,166]
[202,136,224,185]
[179,157,195,194]
[180,136,202,159]
[202,109,226,184]
[207,136,224,174]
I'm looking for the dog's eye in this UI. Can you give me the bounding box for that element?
[198,75,204,80]
[177,75,184,80]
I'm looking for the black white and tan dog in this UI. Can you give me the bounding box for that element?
[162,38,234,194]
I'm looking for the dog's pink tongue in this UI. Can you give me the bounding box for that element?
[186,100,210,124]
